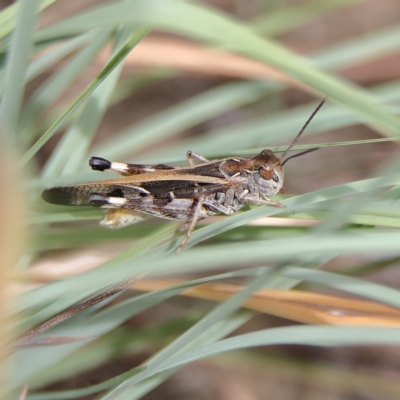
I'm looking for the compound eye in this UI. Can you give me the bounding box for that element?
[259,165,274,180]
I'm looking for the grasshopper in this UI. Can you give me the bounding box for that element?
[42,100,324,252]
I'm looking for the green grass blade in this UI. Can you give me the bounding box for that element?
[18,26,150,168]
[313,23,400,70]
[26,30,98,85]
[252,0,365,37]
[0,31,97,99]
[124,326,400,389]
[19,28,112,140]
[42,28,131,178]
[0,0,54,40]
[0,0,38,138]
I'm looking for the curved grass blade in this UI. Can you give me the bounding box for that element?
[314,23,400,70]
[42,28,132,178]
[19,29,112,140]
[105,325,400,397]
[18,26,150,168]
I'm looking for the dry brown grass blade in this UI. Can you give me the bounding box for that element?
[18,336,96,348]
[15,275,142,348]
[98,36,304,87]
[132,279,400,327]
[99,35,400,86]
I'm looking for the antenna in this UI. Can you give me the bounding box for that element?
[281,147,319,166]
[281,98,326,160]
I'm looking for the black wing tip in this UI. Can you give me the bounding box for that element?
[41,187,65,205]
[41,187,55,204]
[41,186,87,206]
[89,156,111,171]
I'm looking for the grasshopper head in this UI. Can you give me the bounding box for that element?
[250,149,284,197]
